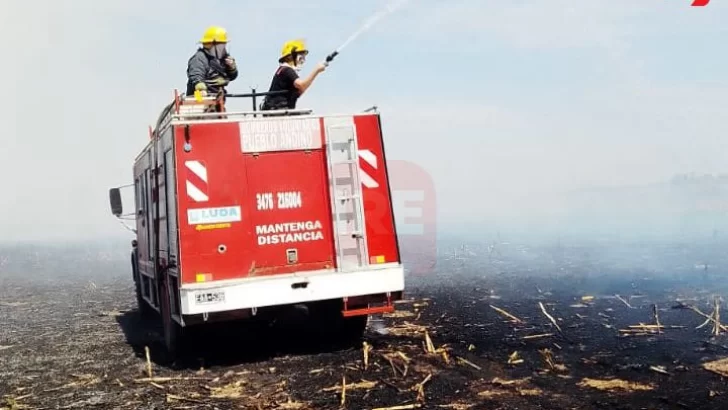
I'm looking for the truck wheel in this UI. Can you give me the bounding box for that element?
[160,279,187,364]
[162,311,183,360]
[334,315,368,348]
[308,300,368,349]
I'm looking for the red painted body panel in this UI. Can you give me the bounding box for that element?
[242,150,336,273]
[354,115,400,265]
[165,113,398,286]
[173,123,250,284]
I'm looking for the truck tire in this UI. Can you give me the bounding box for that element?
[162,306,183,360]
[308,300,368,349]
[159,275,189,364]
[335,314,368,348]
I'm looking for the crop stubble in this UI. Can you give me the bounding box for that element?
[2,261,728,409]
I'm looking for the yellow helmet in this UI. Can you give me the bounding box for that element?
[200,26,228,43]
[279,39,308,62]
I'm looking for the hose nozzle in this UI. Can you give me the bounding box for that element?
[326,51,339,63]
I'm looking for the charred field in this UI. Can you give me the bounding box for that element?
[2,237,728,409]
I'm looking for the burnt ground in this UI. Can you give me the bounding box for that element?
[2,239,728,409]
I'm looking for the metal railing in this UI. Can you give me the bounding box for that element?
[162,88,317,129]
[149,88,379,137]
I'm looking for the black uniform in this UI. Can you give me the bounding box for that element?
[261,65,300,110]
[185,48,238,96]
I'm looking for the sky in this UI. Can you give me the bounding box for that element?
[1,0,727,241]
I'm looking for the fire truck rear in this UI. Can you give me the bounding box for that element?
[109,91,405,357]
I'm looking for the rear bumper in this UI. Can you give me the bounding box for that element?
[179,264,405,315]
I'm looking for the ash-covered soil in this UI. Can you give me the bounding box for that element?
[2,239,728,409]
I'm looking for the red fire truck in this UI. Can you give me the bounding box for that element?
[109,90,405,357]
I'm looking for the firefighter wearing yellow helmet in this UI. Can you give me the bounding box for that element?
[185,26,239,98]
[261,39,327,112]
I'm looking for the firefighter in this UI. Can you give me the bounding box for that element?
[260,39,327,113]
[186,26,239,98]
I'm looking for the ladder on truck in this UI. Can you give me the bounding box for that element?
[325,119,370,272]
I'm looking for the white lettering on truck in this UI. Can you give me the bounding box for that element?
[188,206,241,225]
[240,118,322,153]
[277,191,302,209]
[256,193,274,210]
[255,220,324,245]
[256,191,302,210]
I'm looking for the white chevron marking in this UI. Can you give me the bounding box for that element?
[186,181,209,202]
[185,160,208,182]
[360,170,379,188]
[358,149,377,168]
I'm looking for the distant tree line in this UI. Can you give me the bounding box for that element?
[670,173,728,185]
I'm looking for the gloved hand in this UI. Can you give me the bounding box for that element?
[315,62,327,73]
[194,82,208,97]
[225,56,237,70]
[210,77,229,87]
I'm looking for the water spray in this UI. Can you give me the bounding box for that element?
[323,0,411,66]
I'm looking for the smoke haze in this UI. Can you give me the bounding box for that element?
[1,0,727,243]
